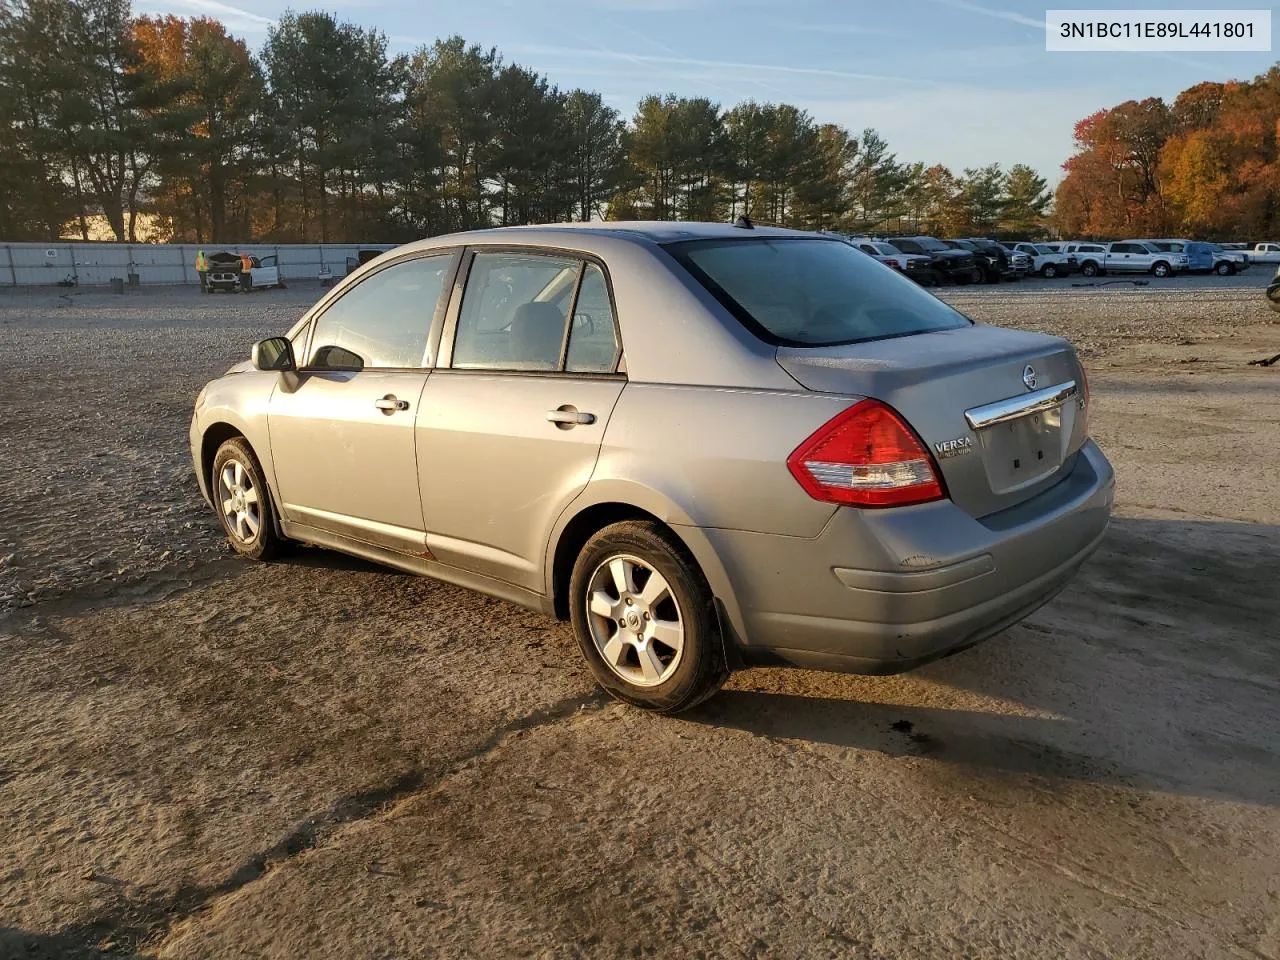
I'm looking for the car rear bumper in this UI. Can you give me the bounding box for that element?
[698,440,1115,674]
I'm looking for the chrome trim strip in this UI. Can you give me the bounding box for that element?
[965,380,1078,430]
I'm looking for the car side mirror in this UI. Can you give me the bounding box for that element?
[251,336,295,372]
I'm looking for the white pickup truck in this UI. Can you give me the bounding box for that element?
[1248,242,1280,264]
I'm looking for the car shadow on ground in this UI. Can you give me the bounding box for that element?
[689,516,1280,809]
[0,927,150,959]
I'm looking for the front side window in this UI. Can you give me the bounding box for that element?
[307,255,451,369]
[667,238,970,348]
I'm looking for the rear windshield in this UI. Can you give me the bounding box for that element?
[666,237,971,347]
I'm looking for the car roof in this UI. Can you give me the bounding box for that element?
[401,221,819,254]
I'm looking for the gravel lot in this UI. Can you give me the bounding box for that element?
[1,273,1278,958]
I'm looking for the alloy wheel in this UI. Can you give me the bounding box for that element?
[218,459,261,543]
[585,554,685,687]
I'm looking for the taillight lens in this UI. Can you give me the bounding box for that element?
[787,400,945,508]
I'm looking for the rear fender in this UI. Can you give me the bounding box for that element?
[543,478,749,648]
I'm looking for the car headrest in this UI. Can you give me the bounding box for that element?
[509,302,565,366]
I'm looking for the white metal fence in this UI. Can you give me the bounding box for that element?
[0,242,399,286]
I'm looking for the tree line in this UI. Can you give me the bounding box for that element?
[0,0,1054,244]
[1055,66,1280,240]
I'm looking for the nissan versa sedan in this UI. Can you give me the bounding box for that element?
[190,222,1115,713]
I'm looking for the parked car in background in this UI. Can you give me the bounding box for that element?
[1007,242,1073,278]
[190,222,1113,712]
[1150,240,1247,275]
[1061,242,1109,277]
[206,252,286,292]
[943,239,1020,283]
[888,236,982,284]
[1248,242,1280,264]
[845,238,939,286]
[966,238,1030,280]
[1065,241,1186,278]
[1103,241,1186,277]
[1209,243,1249,274]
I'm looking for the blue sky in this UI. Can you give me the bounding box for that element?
[139,0,1278,182]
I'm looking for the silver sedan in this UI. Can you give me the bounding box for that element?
[190,222,1114,712]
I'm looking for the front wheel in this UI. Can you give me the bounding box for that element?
[1081,261,1099,277]
[1042,263,1059,278]
[569,521,727,713]
[1151,261,1171,278]
[212,437,283,561]
[1215,261,1233,276]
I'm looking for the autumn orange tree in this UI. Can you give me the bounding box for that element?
[1057,68,1280,240]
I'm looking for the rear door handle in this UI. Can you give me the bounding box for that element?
[547,406,596,426]
[375,395,410,412]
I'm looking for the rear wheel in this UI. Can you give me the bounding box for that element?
[569,521,727,713]
[212,438,283,561]
[1152,261,1171,278]
[1080,261,1099,277]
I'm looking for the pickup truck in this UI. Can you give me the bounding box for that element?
[1248,242,1280,264]
[1006,242,1074,278]
[206,252,286,292]
[1071,240,1187,278]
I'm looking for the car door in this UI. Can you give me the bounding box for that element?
[1109,243,1135,271]
[417,248,625,593]
[267,251,457,553]
[253,255,280,288]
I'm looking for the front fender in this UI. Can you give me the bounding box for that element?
[192,371,280,502]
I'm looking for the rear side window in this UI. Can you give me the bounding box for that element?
[453,252,579,371]
[667,238,970,347]
[565,263,620,373]
[307,254,451,369]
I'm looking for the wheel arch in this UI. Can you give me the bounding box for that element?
[200,417,287,541]
[545,486,744,646]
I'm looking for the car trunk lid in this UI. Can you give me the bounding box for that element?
[776,325,1087,518]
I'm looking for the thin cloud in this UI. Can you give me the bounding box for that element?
[151,0,275,26]
[782,22,908,39]
[513,45,949,87]
[929,0,1045,29]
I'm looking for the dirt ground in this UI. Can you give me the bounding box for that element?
[1,274,1278,959]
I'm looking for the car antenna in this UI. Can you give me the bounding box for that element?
[733,215,754,230]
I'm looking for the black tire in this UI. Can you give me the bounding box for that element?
[211,437,283,561]
[1081,261,1099,277]
[1215,261,1233,276]
[1042,263,1059,278]
[1151,261,1171,278]
[569,520,728,713]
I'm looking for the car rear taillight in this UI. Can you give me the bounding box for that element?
[787,400,945,508]
[885,258,901,269]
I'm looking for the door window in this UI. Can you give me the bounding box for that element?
[453,252,579,371]
[307,255,451,370]
[565,263,619,373]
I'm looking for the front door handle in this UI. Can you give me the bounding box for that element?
[375,395,410,413]
[547,406,596,427]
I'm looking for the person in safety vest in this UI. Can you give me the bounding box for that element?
[239,252,253,292]
[195,249,208,293]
